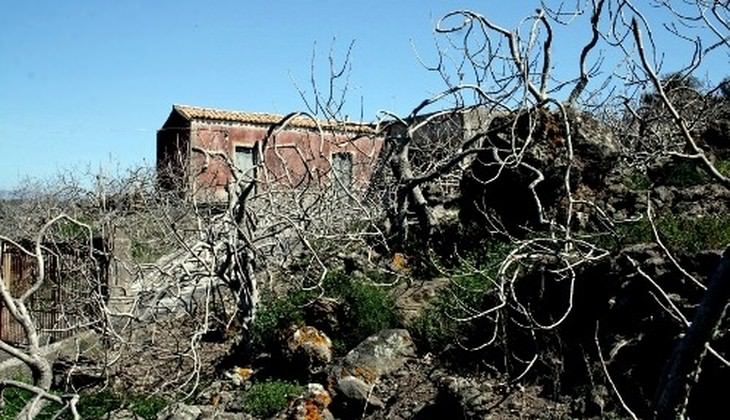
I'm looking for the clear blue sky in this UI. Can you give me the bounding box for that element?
[1,1,726,190]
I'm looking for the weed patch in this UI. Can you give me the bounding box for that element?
[242,380,303,418]
[252,270,401,355]
[649,158,730,187]
[613,214,730,253]
[623,172,652,190]
[715,159,730,177]
[0,388,168,420]
[251,289,311,353]
[410,240,512,353]
[323,271,401,351]
[0,387,62,420]
[652,160,708,187]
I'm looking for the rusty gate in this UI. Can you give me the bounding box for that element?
[0,240,108,346]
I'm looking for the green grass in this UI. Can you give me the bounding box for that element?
[649,159,730,188]
[715,159,730,177]
[131,239,172,264]
[242,380,303,418]
[126,395,168,419]
[52,220,96,241]
[0,388,168,420]
[0,387,63,420]
[251,289,311,352]
[410,272,496,352]
[613,214,730,253]
[657,160,708,187]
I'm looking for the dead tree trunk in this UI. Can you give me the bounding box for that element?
[654,246,730,419]
[389,135,437,245]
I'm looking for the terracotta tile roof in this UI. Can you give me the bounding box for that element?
[173,104,376,134]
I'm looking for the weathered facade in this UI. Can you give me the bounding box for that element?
[157,105,384,201]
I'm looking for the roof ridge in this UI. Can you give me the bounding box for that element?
[171,104,375,134]
[174,103,282,116]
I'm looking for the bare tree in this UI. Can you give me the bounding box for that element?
[0,213,100,418]
[368,1,728,418]
[1,2,728,418]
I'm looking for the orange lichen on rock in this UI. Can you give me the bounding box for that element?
[289,326,332,350]
[286,384,334,420]
[287,326,333,367]
[224,365,255,386]
[391,252,410,272]
[237,367,254,380]
[352,366,378,384]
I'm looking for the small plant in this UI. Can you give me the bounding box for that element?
[0,387,59,420]
[131,239,171,264]
[615,214,730,253]
[73,391,168,419]
[325,271,401,351]
[410,272,491,352]
[251,270,401,354]
[623,172,652,190]
[653,160,709,187]
[73,391,122,419]
[242,380,303,417]
[410,240,512,353]
[715,159,730,177]
[0,389,170,420]
[127,395,169,420]
[52,218,97,240]
[251,290,310,353]
[410,304,461,352]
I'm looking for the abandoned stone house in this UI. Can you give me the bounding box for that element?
[157,104,383,201]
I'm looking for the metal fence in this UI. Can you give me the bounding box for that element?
[0,240,108,346]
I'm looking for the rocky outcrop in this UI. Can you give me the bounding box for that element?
[432,372,571,420]
[197,378,247,413]
[393,277,451,323]
[327,329,415,411]
[302,297,343,337]
[283,326,333,378]
[436,373,495,419]
[156,403,252,420]
[277,383,334,420]
[460,109,620,234]
[108,409,140,420]
[223,367,254,387]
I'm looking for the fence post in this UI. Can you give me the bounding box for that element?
[106,227,136,315]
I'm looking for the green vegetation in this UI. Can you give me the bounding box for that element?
[0,387,62,420]
[613,214,730,253]
[251,289,311,352]
[324,270,401,351]
[0,388,168,420]
[715,159,730,177]
[242,380,303,418]
[125,395,169,419]
[410,273,485,352]
[52,219,97,240]
[649,158,730,188]
[71,391,124,419]
[411,240,512,352]
[623,172,652,190]
[73,392,167,420]
[656,160,708,187]
[251,270,401,354]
